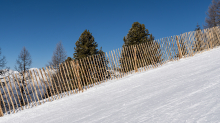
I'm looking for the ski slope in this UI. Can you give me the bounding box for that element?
[1,48,220,123]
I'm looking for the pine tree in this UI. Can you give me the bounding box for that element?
[123,22,154,47]
[73,30,108,86]
[120,22,162,72]
[74,30,102,59]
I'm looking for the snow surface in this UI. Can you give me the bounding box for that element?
[1,48,220,123]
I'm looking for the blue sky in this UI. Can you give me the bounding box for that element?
[0,0,211,69]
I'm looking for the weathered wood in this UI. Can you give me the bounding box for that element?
[0,78,11,113]
[55,65,67,96]
[14,74,25,109]
[87,57,95,86]
[17,73,30,108]
[176,35,183,59]
[26,71,37,105]
[32,70,44,102]
[68,61,78,93]
[35,70,47,102]
[0,79,7,113]
[46,67,56,98]
[29,70,41,105]
[59,64,70,95]
[61,63,72,94]
[78,59,87,89]
[51,66,64,96]
[7,76,18,111]
[0,81,5,116]
[11,74,22,110]
[47,66,61,99]
[23,72,33,106]
[42,68,54,101]
[105,52,113,80]
[4,77,15,112]
[79,59,89,89]
[64,62,75,93]
[38,69,50,101]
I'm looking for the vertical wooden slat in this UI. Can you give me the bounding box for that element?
[48,66,61,98]
[105,52,112,80]
[32,70,44,102]
[47,66,61,99]
[0,79,9,113]
[14,74,25,109]
[176,35,183,59]
[80,59,89,89]
[78,59,87,89]
[12,75,22,110]
[17,73,30,108]
[46,67,56,99]
[26,71,37,105]
[87,57,95,86]
[61,63,72,94]
[0,78,11,113]
[74,61,83,92]
[59,64,69,95]
[7,76,18,111]
[38,69,50,101]
[42,68,54,101]
[64,62,75,93]
[23,72,33,106]
[0,80,5,116]
[69,61,78,93]
[82,58,91,88]
[29,70,41,105]
[51,66,64,96]
[4,77,15,113]
[56,65,67,96]
[35,70,47,102]
[65,61,77,93]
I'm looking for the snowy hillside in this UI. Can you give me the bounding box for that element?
[1,48,220,123]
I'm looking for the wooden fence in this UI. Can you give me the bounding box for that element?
[0,26,220,117]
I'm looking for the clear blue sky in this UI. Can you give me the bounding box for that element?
[0,0,211,69]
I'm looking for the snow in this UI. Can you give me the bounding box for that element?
[1,48,220,123]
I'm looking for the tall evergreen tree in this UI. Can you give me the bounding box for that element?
[74,30,102,59]
[123,22,154,47]
[121,22,162,72]
[73,30,108,86]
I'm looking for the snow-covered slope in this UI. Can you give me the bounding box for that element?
[1,48,220,123]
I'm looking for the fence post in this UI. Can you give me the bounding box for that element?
[176,35,183,59]
[134,46,138,72]
[0,97,3,117]
[75,60,83,92]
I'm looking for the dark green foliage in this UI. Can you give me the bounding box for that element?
[120,22,162,72]
[74,30,102,59]
[123,22,154,47]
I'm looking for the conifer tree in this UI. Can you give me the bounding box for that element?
[120,22,162,72]
[74,30,102,59]
[73,30,108,86]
